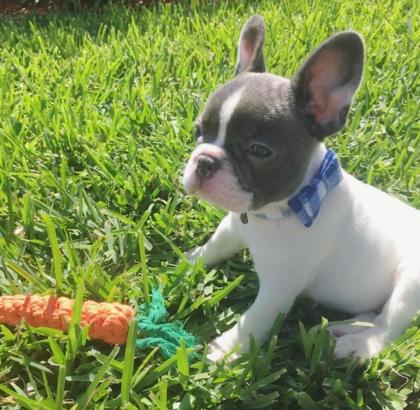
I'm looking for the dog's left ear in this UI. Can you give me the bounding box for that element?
[292,32,364,139]
[235,15,266,75]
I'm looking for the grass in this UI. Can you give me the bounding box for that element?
[0,0,418,408]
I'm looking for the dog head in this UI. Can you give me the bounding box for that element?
[183,15,364,212]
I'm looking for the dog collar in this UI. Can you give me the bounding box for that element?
[241,149,343,227]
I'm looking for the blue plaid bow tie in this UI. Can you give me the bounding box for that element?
[254,149,343,227]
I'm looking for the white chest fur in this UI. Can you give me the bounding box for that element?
[240,170,418,313]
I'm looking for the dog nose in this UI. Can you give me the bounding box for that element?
[196,155,219,180]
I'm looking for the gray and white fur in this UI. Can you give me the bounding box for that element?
[183,15,420,361]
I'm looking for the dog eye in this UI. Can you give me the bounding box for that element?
[246,143,272,158]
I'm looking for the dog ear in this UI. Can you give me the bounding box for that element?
[235,15,266,75]
[292,32,364,139]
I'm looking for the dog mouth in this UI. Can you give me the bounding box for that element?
[183,160,253,213]
[187,161,223,194]
[229,159,254,195]
[185,176,205,195]
[182,142,254,213]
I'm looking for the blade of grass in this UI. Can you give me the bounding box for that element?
[121,319,138,406]
[67,274,85,361]
[207,274,244,307]
[138,231,150,305]
[76,346,120,410]
[55,365,67,410]
[41,212,63,292]
[0,384,46,410]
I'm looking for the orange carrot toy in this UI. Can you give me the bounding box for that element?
[0,294,134,344]
[0,289,197,358]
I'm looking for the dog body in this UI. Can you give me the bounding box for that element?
[183,16,420,361]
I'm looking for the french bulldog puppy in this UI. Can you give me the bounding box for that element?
[183,15,420,362]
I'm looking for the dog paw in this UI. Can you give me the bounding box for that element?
[329,312,376,337]
[206,330,245,362]
[207,342,240,362]
[207,343,228,362]
[334,328,386,360]
[329,324,349,338]
[184,246,204,263]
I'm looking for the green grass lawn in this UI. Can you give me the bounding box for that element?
[0,0,418,408]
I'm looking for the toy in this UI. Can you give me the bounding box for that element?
[0,288,196,358]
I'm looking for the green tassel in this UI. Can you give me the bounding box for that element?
[135,287,197,358]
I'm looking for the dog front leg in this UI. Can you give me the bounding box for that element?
[185,212,245,266]
[208,278,298,361]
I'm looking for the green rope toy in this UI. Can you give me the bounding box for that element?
[136,288,197,358]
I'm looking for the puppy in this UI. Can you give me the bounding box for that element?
[183,15,419,361]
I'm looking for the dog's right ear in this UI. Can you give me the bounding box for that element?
[235,15,266,76]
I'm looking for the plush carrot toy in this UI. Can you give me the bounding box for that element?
[0,288,196,358]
